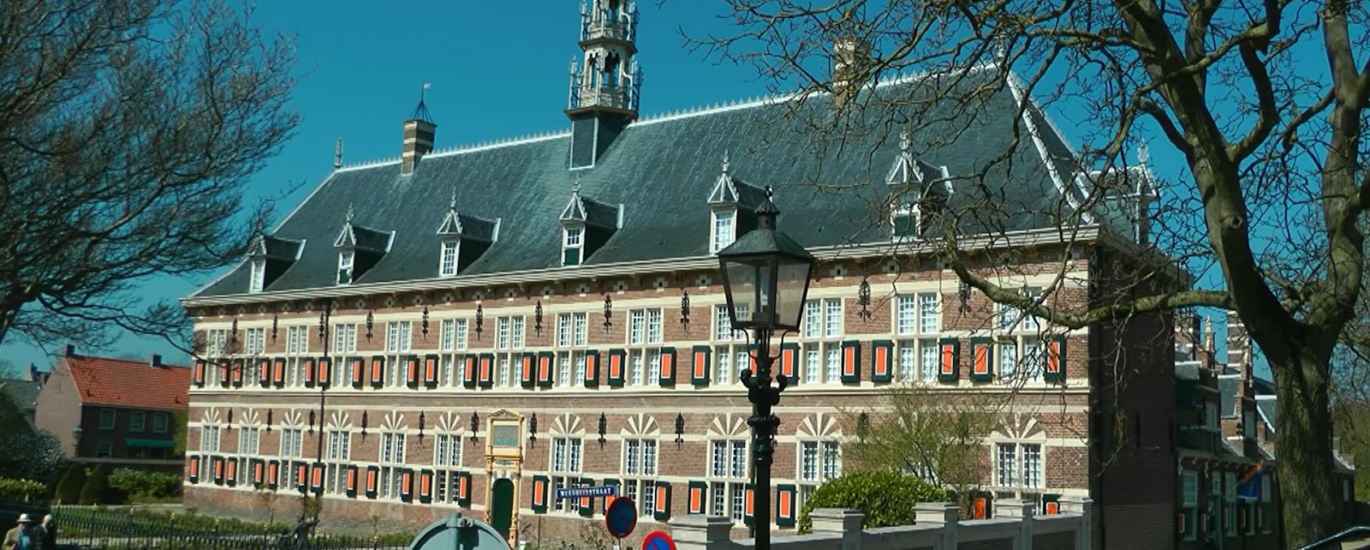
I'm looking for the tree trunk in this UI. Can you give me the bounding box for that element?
[1273,345,1341,547]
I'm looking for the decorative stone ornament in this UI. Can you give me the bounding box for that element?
[958,282,972,315]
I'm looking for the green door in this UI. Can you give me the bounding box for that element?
[491,478,514,538]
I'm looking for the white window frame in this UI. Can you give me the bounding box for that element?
[713,304,748,386]
[496,316,524,388]
[550,437,584,513]
[324,429,351,495]
[889,202,921,240]
[622,438,660,517]
[796,299,844,385]
[628,309,663,387]
[433,431,463,504]
[378,431,407,501]
[563,226,585,266]
[710,209,736,254]
[249,259,266,293]
[439,240,459,277]
[556,313,589,388]
[338,251,355,285]
[707,438,750,524]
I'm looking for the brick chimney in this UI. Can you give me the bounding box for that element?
[64,344,76,357]
[831,36,871,111]
[401,85,437,175]
[150,354,163,368]
[1226,311,1252,381]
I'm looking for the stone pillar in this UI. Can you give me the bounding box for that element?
[810,509,864,550]
[1061,497,1093,550]
[914,503,959,550]
[996,499,1034,550]
[670,516,735,550]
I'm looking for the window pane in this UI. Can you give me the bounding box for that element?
[896,296,916,335]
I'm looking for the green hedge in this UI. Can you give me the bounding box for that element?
[56,464,86,504]
[0,477,47,501]
[109,468,182,502]
[796,470,946,533]
[79,465,110,505]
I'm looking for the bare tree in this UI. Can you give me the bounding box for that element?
[688,0,1368,544]
[0,0,299,352]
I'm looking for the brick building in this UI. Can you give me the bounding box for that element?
[35,345,189,465]
[180,2,1203,549]
[1170,312,1357,550]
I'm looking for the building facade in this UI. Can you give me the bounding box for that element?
[35,346,188,465]
[180,2,1188,549]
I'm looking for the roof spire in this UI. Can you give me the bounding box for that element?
[449,188,457,210]
[899,131,911,153]
[345,203,355,224]
[1137,140,1150,164]
[572,174,581,194]
[334,137,344,169]
[409,83,435,124]
[722,150,730,174]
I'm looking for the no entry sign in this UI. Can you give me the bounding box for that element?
[641,531,677,550]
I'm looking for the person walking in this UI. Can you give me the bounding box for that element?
[37,516,54,550]
[2,514,36,550]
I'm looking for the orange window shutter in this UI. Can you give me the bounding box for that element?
[422,474,431,495]
[407,359,416,382]
[367,470,377,491]
[352,360,362,382]
[523,356,534,382]
[372,359,383,383]
[480,357,491,380]
[1046,502,1059,515]
[195,362,205,382]
[694,351,706,378]
[781,348,795,378]
[656,486,667,512]
[214,460,223,477]
[662,352,673,377]
[269,462,278,480]
[226,460,236,478]
[313,466,322,486]
[189,460,199,477]
[941,344,956,374]
[780,490,792,518]
[843,346,856,375]
[459,475,468,498]
[539,356,549,381]
[610,355,621,378]
[746,488,754,515]
[426,358,436,382]
[974,344,989,374]
[534,480,545,505]
[690,487,702,513]
[347,469,356,490]
[1048,341,1062,373]
[322,359,332,381]
[875,346,888,376]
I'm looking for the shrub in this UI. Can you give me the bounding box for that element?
[109,468,182,501]
[56,463,86,504]
[0,477,47,501]
[796,470,946,533]
[79,464,110,505]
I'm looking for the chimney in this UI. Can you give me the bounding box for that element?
[150,354,163,368]
[831,36,871,111]
[334,137,344,170]
[401,84,437,175]
[64,344,76,357]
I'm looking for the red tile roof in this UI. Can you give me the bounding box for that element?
[63,355,190,410]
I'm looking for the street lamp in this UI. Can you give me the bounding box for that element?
[716,187,814,550]
[72,426,83,455]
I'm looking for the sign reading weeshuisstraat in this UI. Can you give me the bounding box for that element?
[556,485,617,500]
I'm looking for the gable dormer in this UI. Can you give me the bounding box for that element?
[436,192,501,277]
[332,206,394,285]
[705,152,769,254]
[246,231,304,293]
[559,179,621,266]
[886,132,950,240]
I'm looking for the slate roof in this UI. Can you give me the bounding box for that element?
[0,380,41,414]
[62,355,190,410]
[1256,398,1276,435]
[197,68,1078,297]
[254,235,304,261]
[1218,375,1241,418]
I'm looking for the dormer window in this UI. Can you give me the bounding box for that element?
[563,226,584,266]
[891,203,920,240]
[439,241,459,278]
[249,259,265,293]
[711,209,735,253]
[338,251,355,285]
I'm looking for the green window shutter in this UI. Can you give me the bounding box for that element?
[602,478,620,515]
[608,349,627,387]
[462,355,478,388]
[584,350,601,388]
[419,470,434,504]
[399,469,414,503]
[870,340,894,383]
[687,481,708,515]
[350,357,365,389]
[653,482,673,521]
[193,361,206,387]
[259,359,272,388]
[1044,335,1068,382]
[659,348,677,387]
[538,351,555,388]
[776,484,798,527]
[937,338,961,382]
[532,475,550,513]
[970,338,994,382]
[457,471,472,506]
[691,346,712,387]
[406,355,421,388]
[345,465,358,498]
[579,477,596,517]
[317,358,332,390]
[521,353,536,388]
[780,343,801,385]
[744,483,756,526]
[840,341,862,383]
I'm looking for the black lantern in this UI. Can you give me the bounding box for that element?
[714,186,814,549]
[360,411,367,437]
[598,413,607,445]
[470,412,480,438]
[418,412,426,440]
[529,413,538,444]
[535,301,544,336]
[266,410,273,432]
[716,187,815,333]
[680,290,691,329]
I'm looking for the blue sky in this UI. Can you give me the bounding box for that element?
[2,0,1259,378]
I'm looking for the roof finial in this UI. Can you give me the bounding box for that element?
[345,203,355,224]
[765,185,774,199]
[449,188,457,210]
[334,137,344,169]
[722,150,730,175]
[1137,140,1150,164]
[409,83,435,124]
[899,131,911,153]
[572,174,581,194]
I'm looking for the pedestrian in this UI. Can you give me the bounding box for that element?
[38,516,54,550]
[2,514,36,550]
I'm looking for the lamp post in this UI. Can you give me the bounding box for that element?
[716,187,815,550]
[311,300,332,525]
[72,426,83,456]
